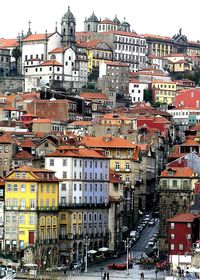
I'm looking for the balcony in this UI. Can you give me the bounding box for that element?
[59,203,110,210]
[39,239,58,245]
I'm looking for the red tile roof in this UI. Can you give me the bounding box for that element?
[102,30,143,38]
[142,33,172,41]
[40,60,63,66]
[22,33,54,42]
[104,61,129,67]
[0,133,17,144]
[160,167,196,177]
[14,150,33,159]
[80,92,108,100]
[47,146,107,159]
[0,38,19,48]
[100,19,117,25]
[19,139,36,148]
[167,213,196,223]
[101,113,131,121]
[76,40,103,49]
[31,118,51,123]
[80,135,137,149]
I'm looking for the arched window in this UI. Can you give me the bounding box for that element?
[88,24,90,31]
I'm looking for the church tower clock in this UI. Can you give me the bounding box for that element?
[61,6,76,47]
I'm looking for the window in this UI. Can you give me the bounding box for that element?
[50,159,54,166]
[13,184,18,192]
[30,199,35,209]
[20,199,26,209]
[170,234,175,239]
[186,233,191,240]
[61,184,66,191]
[172,180,177,187]
[63,159,67,166]
[187,223,191,228]
[170,223,175,229]
[52,184,55,193]
[116,149,120,157]
[125,162,130,171]
[115,162,120,171]
[29,216,35,224]
[7,184,12,192]
[170,244,175,250]
[46,184,50,193]
[30,185,35,192]
[74,184,76,191]
[63,171,67,179]
[4,145,8,153]
[179,244,184,250]
[19,216,25,224]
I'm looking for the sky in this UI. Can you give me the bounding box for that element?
[1,0,200,41]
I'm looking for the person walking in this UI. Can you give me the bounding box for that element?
[103,272,106,280]
[140,272,144,279]
[106,272,110,279]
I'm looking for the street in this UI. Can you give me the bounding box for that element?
[13,219,164,280]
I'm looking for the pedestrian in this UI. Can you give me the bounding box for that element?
[103,272,106,280]
[141,272,144,279]
[106,272,109,280]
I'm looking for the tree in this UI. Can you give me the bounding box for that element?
[12,46,22,75]
[143,89,152,104]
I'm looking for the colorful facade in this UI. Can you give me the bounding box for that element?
[4,166,59,262]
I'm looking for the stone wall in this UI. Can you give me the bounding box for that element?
[0,77,24,93]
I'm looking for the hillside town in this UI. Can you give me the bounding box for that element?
[0,5,200,280]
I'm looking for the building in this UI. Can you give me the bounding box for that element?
[143,30,200,57]
[45,146,110,263]
[0,133,18,177]
[129,78,148,103]
[149,80,177,105]
[4,166,59,265]
[0,179,4,251]
[167,213,199,271]
[159,166,198,251]
[98,61,130,107]
[0,48,11,76]
[76,40,112,80]
[80,135,141,229]
[94,30,147,71]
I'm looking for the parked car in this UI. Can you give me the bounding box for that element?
[148,218,155,226]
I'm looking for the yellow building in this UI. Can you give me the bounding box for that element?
[100,113,132,126]
[164,54,193,73]
[77,40,113,76]
[4,166,59,263]
[151,80,177,105]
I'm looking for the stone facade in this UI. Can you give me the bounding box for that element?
[0,77,24,93]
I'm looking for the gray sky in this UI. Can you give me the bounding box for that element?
[1,0,200,41]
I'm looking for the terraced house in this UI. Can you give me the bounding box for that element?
[4,166,59,266]
[80,135,141,231]
[45,146,110,263]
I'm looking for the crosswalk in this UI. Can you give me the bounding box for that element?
[2,272,16,279]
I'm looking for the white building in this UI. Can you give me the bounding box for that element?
[129,78,148,103]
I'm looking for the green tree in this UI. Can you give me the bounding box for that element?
[143,89,152,104]
[12,46,22,74]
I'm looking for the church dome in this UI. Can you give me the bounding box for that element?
[88,11,98,22]
[113,15,120,25]
[63,6,75,20]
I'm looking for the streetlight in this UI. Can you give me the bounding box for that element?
[124,238,131,276]
[84,236,90,273]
